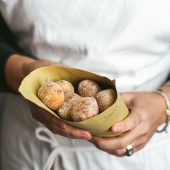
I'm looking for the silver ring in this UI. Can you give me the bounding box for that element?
[125,144,134,156]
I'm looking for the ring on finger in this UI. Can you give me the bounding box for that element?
[125,144,134,156]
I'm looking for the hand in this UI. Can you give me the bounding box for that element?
[90,92,167,156]
[29,102,92,140]
[24,59,92,140]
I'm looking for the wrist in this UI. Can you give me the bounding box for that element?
[155,82,170,123]
[152,92,167,124]
[154,90,170,132]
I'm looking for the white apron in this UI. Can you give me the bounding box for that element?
[1,0,170,170]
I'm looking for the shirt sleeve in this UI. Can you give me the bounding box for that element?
[0,13,37,92]
[0,41,17,92]
[0,41,36,93]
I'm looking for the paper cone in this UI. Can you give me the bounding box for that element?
[19,66,129,137]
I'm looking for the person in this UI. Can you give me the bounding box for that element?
[1,1,170,170]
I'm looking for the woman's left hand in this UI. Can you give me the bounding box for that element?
[90,92,167,156]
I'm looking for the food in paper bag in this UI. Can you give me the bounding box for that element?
[19,66,129,137]
[37,80,64,110]
[56,80,74,93]
[95,89,117,112]
[38,79,116,121]
[58,92,81,120]
[78,79,101,97]
[71,96,99,121]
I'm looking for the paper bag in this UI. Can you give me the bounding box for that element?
[19,66,129,137]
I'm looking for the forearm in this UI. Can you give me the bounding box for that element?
[5,54,63,92]
[5,54,36,92]
[7,55,69,94]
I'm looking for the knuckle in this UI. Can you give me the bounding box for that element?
[139,110,148,121]
[141,123,150,135]
[141,138,148,145]
[133,114,140,126]
[95,140,105,150]
[118,140,128,149]
[122,122,128,132]
[137,137,147,148]
[65,130,73,138]
[51,124,64,135]
[65,129,80,139]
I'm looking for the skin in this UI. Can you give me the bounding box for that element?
[5,54,92,140]
[5,54,170,155]
[90,91,168,156]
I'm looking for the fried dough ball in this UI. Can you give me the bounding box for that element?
[71,97,99,121]
[56,80,74,93]
[95,89,117,112]
[58,92,81,120]
[77,80,101,97]
[38,80,64,110]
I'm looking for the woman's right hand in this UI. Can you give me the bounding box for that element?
[5,54,92,140]
[29,101,92,140]
[25,57,92,140]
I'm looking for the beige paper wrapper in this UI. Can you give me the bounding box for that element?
[19,66,129,137]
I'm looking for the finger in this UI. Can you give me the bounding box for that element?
[30,101,68,129]
[91,120,151,157]
[90,136,126,156]
[114,143,144,157]
[89,137,129,157]
[32,108,67,129]
[29,100,92,140]
[111,109,141,133]
[52,124,92,140]
[91,125,144,152]
[108,148,125,157]
[51,117,68,129]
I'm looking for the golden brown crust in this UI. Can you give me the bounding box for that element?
[38,80,64,110]
[56,80,74,93]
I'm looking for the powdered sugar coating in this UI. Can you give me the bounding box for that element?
[71,97,99,121]
[95,89,117,111]
[58,92,81,120]
[78,80,101,97]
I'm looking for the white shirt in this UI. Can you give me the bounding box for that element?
[1,0,170,92]
[1,1,170,170]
